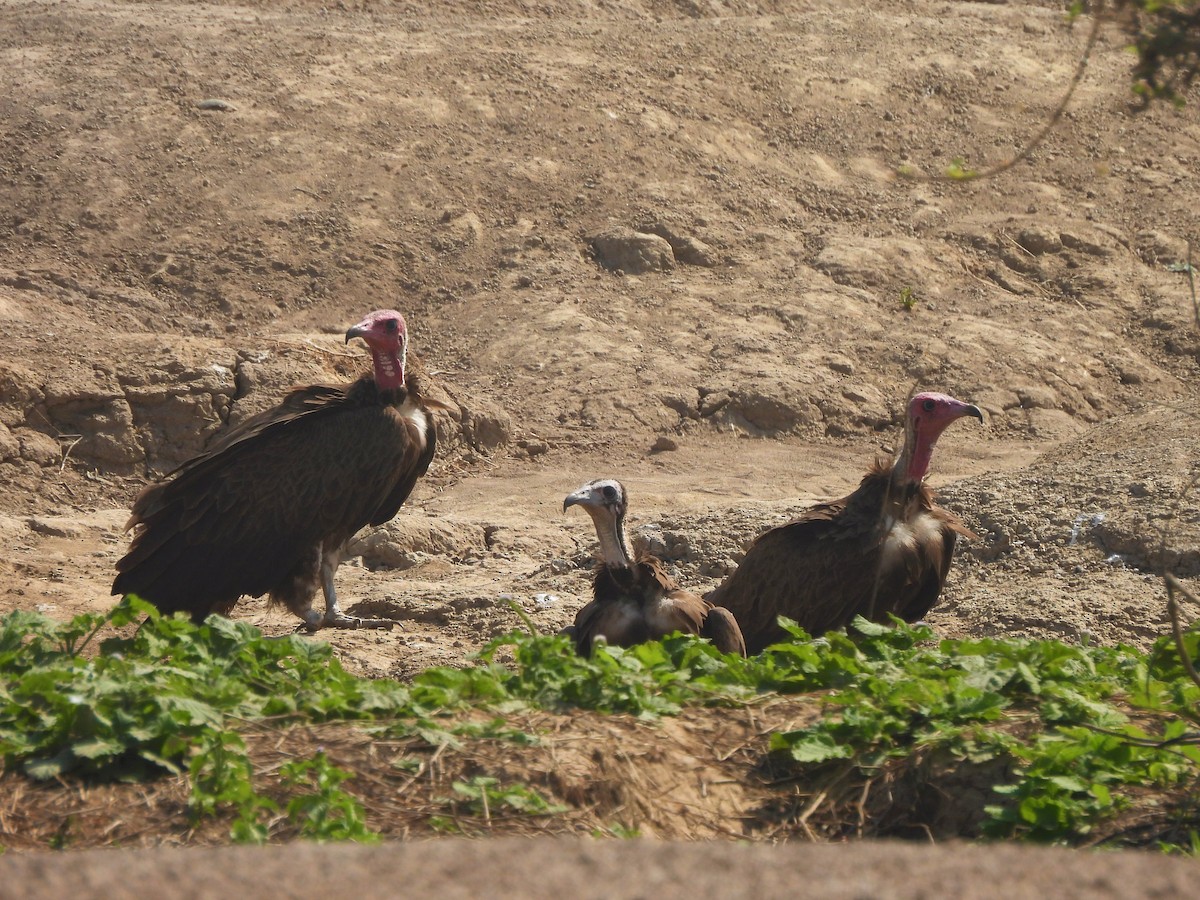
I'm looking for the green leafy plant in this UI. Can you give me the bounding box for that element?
[189,730,276,844]
[437,775,566,828]
[1103,0,1200,106]
[2,597,1199,849]
[944,158,978,180]
[279,753,378,843]
[766,618,1200,846]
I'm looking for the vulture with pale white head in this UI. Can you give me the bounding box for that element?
[561,479,746,657]
[113,309,440,631]
[706,391,983,653]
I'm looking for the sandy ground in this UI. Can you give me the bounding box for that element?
[1,0,1199,878]
[2,837,1200,899]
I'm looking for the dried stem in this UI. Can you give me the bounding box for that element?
[1187,240,1197,332]
[1164,574,1200,698]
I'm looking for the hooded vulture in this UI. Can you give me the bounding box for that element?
[706,391,983,653]
[561,478,746,657]
[112,309,439,631]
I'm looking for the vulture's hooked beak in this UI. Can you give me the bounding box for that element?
[345,323,369,344]
[965,404,985,424]
[563,489,591,513]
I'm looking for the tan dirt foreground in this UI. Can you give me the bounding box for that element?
[2,837,1200,899]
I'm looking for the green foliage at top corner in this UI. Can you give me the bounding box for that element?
[1103,0,1200,106]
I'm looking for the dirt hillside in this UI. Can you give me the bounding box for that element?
[2,0,1197,676]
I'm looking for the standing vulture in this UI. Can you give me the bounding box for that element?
[112,309,439,631]
[706,391,983,653]
[561,478,746,657]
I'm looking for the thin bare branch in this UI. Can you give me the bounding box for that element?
[900,9,1104,183]
[1165,574,1200,698]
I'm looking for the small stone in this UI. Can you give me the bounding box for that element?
[1059,230,1113,258]
[1015,227,1062,255]
[637,221,719,267]
[15,429,61,467]
[1136,229,1188,265]
[0,422,19,461]
[650,436,679,453]
[590,227,675,274]
[195,98,237,112]
[27,517,83,538]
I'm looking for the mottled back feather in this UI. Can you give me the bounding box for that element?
[707,460,973,654]
[113,371,436,621]
[568,548,746,656]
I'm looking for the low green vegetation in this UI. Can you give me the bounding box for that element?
[1,597,1197,849]
[431,776,568,834]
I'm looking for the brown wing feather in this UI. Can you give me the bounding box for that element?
[705,491,867,653]
[564,552,746,656]
[700,604,747,656]
[895,500,974,623]
[371,362,442,525]
[563,573,647,655]
[113,375,432,621]
[708,471,971,653]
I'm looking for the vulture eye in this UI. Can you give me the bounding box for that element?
[384,318,399,333]
[602,485,617,501]
[921,398,937,412]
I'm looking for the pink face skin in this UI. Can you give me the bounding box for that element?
[904,391,984,481]
[346,310,408,391]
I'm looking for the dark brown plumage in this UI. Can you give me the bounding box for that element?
[707,392,983,653]
[561,479,746,657]
[112,309,438,631]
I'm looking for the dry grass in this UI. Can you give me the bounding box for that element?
[3,691,1195,853]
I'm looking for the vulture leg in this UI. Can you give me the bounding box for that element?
[297,551,398,632]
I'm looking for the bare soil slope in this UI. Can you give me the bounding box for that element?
[2,0,1197,674]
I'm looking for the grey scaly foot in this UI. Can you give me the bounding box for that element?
[306,557,399,631]
[321,612,397,630]
[294,611,399,632]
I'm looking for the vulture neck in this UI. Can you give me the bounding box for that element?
[894,418,940,486]
[591,507,633,570]
[368,345,407,393]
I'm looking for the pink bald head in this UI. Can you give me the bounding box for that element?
[346,309,408,391]
[902,391,984,481]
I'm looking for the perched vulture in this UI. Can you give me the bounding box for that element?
[561,479,746,657]
[706,391,983,653]
[112,309,440,631]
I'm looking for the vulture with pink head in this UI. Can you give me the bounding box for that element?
[562,479,746,657]
[706,392,983,653]
[113,309,439,631]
